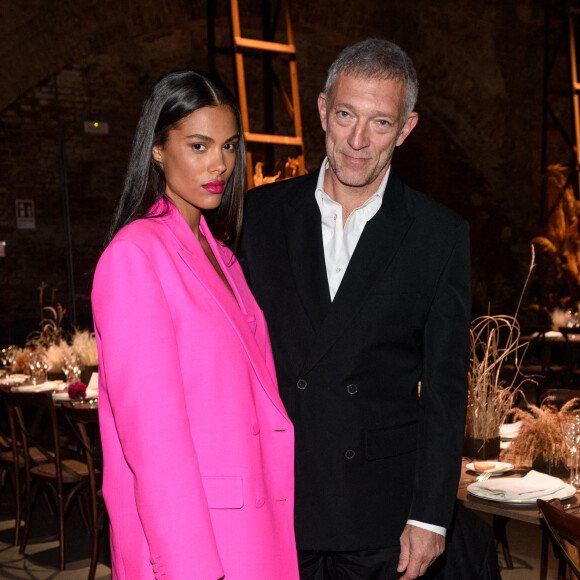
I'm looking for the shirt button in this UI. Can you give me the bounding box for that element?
[333,214,338,221]
[345,449,356,460]
[346,384,357,394]
[336,267,341,274]
[297,379,307,390]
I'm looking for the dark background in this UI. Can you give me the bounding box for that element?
[0,0,569,345]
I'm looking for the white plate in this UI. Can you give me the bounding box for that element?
[466,461,515,476]
[0,374,28,385]
[468,482,577,504]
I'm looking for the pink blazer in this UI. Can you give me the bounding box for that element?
[92,198,299,579]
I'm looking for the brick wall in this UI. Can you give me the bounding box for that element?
[0,1,557,345]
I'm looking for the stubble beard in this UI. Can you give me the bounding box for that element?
[328,150,394,190]
[325,130,399,190]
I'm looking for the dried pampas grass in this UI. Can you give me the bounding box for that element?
[467,315,530,440]
[44,340,74,373]
[26,305,66,350]
[502,397,580,467]
[466,246,536,441]
[11,347,32,373]
[71,330,98,367]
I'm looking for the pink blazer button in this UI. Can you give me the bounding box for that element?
[251,422,260,435]
[255,496,265,508]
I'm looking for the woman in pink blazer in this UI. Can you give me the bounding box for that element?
[92,71,299,579]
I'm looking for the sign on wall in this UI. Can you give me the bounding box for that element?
[15,200,35,229]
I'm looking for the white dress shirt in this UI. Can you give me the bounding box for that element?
[314,158,446,538]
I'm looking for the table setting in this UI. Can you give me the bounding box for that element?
[467,469,576,504]
[1,324,99,404]
[0,372,98,402]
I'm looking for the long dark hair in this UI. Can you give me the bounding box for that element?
[106,70,246,248]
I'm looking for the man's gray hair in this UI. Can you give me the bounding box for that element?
[324,38,419,119]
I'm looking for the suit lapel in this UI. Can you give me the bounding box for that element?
[300,172,414,374]
[159,203,288,419]
[284,175,332,333]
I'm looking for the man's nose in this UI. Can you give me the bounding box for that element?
[347,121,369,150]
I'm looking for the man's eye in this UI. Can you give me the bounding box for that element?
[377,120,390,127]
[338,111,349,118]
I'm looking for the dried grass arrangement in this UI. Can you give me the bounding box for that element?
[71,330,98,367]
[44,340,74,373]
[10,347,32,373]
[466,246,536,445]
[466,315,531,441]
[501,397,580,468]
[3,284,99,376]
[532,163,580,308]
[26,305,66,351]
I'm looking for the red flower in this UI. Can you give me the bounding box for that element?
[68,381,87,400]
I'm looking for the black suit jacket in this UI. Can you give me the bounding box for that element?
[238,170,471,551]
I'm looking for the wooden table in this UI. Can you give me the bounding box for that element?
[457,458,579,578]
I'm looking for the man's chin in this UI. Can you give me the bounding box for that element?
[335,172,374,188]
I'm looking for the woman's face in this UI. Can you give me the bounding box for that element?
[152,105,239,228]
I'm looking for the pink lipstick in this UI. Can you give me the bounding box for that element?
[202,181,226,194]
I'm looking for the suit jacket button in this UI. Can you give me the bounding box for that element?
[346,384,357,394]
[345,449,356,460]
[297,379,307,390]
[255,496,265,508]
[251,422,260,435]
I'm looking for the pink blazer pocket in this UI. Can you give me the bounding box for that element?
[202,476,244,509]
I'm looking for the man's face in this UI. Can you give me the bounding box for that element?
[318,73,418,197]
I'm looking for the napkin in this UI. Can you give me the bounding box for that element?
[499,421,522,439]
[469,470,566,501]
[11,381,59,393]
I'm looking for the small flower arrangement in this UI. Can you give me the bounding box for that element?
[68,381,87,400]
[501,397,580,469]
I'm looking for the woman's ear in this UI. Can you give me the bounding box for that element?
[152,145,163,166]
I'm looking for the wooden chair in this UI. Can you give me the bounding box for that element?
[0,388,49,546]
[538,498,580,579]
[61,401,105,580]
[2,389,91,570]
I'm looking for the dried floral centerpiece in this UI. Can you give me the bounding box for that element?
[8,284,99,381]
[501,397,580,474]
[465,315,531,458]
[464,247,536,459]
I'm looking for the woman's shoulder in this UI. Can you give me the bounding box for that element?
[97,218,174,272]
[113,215,173,247]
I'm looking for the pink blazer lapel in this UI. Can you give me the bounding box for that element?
[156,202,286,419]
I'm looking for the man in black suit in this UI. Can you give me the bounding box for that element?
[239,39,472,579]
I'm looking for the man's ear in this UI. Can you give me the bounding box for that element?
[396,112,419,147]
[317,92,328,133]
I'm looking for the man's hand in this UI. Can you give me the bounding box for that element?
[397,524,445,579]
